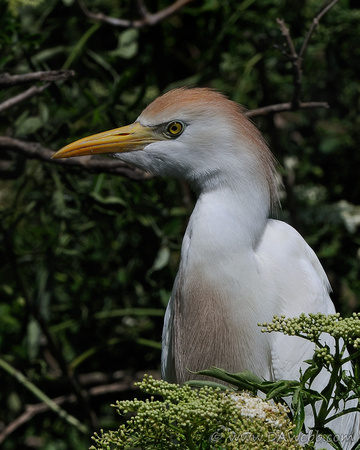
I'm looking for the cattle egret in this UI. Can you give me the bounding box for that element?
[52,88,359,446]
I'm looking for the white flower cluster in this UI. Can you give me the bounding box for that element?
[230,392,289,427]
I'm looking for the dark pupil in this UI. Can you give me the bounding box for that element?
[171,124,178,132]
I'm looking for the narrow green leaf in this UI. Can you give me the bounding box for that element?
[136,338,162,350]
[293,394,305,435]
[90,192,126,206]
[195,367,263,393]
[63,23,101,70]
[266,380,300,400]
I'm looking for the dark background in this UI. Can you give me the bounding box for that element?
[0,0,359,448]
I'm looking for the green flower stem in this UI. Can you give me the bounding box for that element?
[341,349,360,365]
[184,425,197,450]
[314,351,339,425]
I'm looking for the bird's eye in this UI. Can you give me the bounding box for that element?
[165,121,184,138]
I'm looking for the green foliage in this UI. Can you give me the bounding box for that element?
[187,314,360,449]
[262,313,360,446]
[91,313,360,450]
[91,374,299,449]
[1,0,360,448]
[6,0,46,16]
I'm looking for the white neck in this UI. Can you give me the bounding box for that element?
[189,164,271,249]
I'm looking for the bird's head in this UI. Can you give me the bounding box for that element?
[53,87,278,200]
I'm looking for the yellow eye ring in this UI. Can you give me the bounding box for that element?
[165,121,184,138]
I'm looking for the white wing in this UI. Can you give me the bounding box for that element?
[257,220,334,380]
[258,220,359,448]
[161,294,174,381]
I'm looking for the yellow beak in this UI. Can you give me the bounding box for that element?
[52,122,158,159]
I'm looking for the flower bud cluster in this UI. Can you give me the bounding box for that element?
[91,374,300,449]
[259,312,360,347]
[315,346,334,364]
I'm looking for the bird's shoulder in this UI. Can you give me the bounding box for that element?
[260,219,331,293]
[260,219,315,257]
[256,218,334,319]
[260,219,336,380]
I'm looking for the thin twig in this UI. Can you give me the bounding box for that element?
[77,0,194,28]
[0,370,159,444]
[0,357,88,443]
[136,0,149,18]
[0,70,75,87]
[276,18,302,109]
[299,0,339,60]
[276,18,298,61]
[276,0,339,110]
[0,84,50,113]
[245,101,329,118]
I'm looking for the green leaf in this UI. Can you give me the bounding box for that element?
[148,245,170,274]
[293,394,305,435]
[300,388,325,402]
[265,380,300,400]
[195,367,263,393]
[301,361,323,385]
[27,318,41,360]
[63,23,101,70]
[15,116,43,136]
[90,192,126,206]
[110,29,139,59]
[136,338,161,350]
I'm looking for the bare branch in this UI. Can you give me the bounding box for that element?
[0,356,88,444]
[0,2,336,176]
[299,0,339,60]
[0,137,153,180]
[276,18,302,109]
[276,0,338,109]
[0,70,75,113]
[136,0,149,18]
[0,370,159,444]
[0,70,75,87]
[77,0,194,28]
[276,18,298,61]
[0,94,328,177]
[0,84,50,113]
[245,101,329,118]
